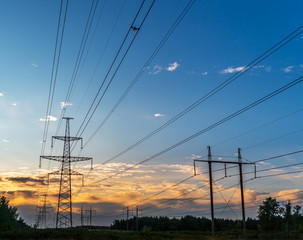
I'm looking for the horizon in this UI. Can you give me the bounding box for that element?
[0,0,303,227]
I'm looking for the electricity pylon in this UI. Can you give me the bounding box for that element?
[36,194,52,229]
[40,117,93,228]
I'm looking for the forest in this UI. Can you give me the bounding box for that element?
[1,196,303,239]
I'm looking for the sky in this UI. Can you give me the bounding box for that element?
[0,0,303,227]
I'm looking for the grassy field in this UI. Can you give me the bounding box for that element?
[1,228,303,240]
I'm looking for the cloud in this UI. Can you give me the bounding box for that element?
[166,62,180,72]
[149,65,163,75]
[253,65,265,69]
[12,102,17,106]
[60,102,73,109]
[154,113,164,117]
[283,66,294,73]
[186,154,201,160]
[0,92,3,97]
[201,72,208,76]
[221,66,245,74]
[39,115,57,122]
[2,139,10,143]
[6,177,45,185]
[31,63,38,67]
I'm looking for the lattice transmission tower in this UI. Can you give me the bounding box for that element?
[36,194,52,229]
[40,117,93,228]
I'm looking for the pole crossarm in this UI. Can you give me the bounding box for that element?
[194,159,255,165]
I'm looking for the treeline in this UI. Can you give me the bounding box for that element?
[111,197,303,232]
[111,215,258,231]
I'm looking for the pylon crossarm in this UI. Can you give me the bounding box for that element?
[41,156,92,162]
[53,136,82,141]
[70,171,84,186]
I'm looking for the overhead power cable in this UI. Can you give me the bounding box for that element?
[81,74,303,186]
[196,148,303,177]
[55,0,100,136]
[73,0,126,118]
[97,163,303,219]
[158,156,303,211]
[72,0,155,147]
[101,25,303,164]
[40,0,69,156]
[206,107,303,151]
[83,0,197,148]
[167,189,303,218]
[142,168,303,216]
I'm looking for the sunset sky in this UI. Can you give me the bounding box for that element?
[0,0,303,227]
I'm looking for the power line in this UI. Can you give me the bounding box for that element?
[204,107,303,152]
[41,0,69,156]
[243,128,303,150]
[72,0,154,146]
[80,74,303,187]
[55,0,100,136]
[101,25,303,164]
[142,168,303,216]
[83,0,197,148]
[73,0,126,118]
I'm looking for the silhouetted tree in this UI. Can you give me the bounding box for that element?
[257,197,282,230]
[0,196,28,231]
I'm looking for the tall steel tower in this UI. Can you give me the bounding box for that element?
[36,194,52,229]
[40,117,93,228]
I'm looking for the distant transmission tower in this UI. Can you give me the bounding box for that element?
[40,117,93,228]
[36,194,52,229]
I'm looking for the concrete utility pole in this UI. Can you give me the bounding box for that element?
[40,117,93,228]
[194,148,255,240]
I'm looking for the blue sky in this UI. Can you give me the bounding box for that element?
[0,0,303,226]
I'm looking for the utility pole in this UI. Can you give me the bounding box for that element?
[194,148,255,240]
[80,206,84,227]
[238,148,247,240]
[136,206,139,231]
[89,206,93,226]
[126,206,129,231]
[40,117,93,228]
[207,146,215,238]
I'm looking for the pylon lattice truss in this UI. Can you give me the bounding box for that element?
[40,117,93,228]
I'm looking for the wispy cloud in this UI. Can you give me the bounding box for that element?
[166,62,180,72]
[154,113,164,117]
[31,63,38,67]
[2,139,11,143]
[221,66,245,74]
[253,65,265,69]
[186,154,201,160]
[149,65,163,75]
[39,115,57,122]
[12,102,17,106]
[283,66,294,73]
[201,72,208,76]
[60,102,73,109]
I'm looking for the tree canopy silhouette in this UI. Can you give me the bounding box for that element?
[0,196,28,231]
